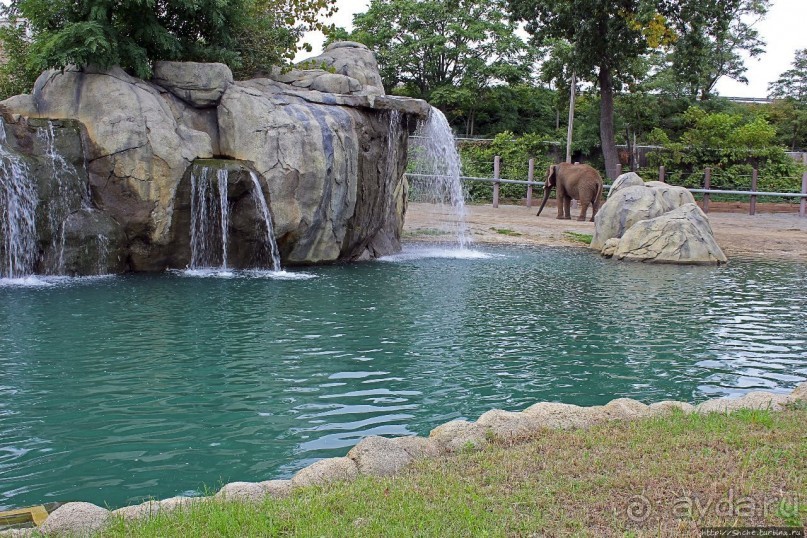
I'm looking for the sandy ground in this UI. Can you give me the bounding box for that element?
[403,201,807,262]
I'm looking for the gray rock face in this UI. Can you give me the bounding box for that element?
[608,203,728,265]
[607,172,644,198]
[153,61,233,107]
[40,502,110,535]
[591,175,725,265]
[313,42,385,95]
[0,46,427,274]
[0,115,128,275]
[591,183,695,250]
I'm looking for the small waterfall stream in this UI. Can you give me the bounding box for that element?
[249,172,282,272]
[189,165,282,272]
[189,166,230,270]
[409,107,471,249]
[0,129,38,279]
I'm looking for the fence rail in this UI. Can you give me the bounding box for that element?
[406,159,807,218]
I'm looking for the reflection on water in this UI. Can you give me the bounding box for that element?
[0,245,805,509]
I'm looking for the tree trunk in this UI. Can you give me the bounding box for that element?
[598,66,618,180]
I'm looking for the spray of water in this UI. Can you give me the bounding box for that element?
[408,107,471,249]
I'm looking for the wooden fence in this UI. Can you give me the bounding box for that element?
[407,156,807,217]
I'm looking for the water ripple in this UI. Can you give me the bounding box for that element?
[0,248,805,509]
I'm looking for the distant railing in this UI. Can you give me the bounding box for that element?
[406,158,807,217]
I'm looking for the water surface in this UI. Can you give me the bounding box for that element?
[1,245,805,509]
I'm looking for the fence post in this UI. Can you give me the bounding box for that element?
[801,155,807,218]
[703,167,711,213]
[493,155,500,209]
[616,163,622,177]
[750,168,758,216]
[526,158,534,208]
[658,166,665,183]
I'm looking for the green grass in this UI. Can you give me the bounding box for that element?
[401,228,447,237]
[491,227,524,236]
[98,406,807,537]
[564,231,593,244]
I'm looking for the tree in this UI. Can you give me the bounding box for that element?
[0,19,40,100]
[660,0,768,100]
[232,0,338,79]
[508,0,675,178]
[3,0,336,81]
[767,49,807,150]
[340,0,533,136]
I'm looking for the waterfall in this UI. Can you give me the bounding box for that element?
[38,121,85,274]
[408,107,471,248]
[249,172,282,271]
[0,139,38,279]
[189,166,230,269]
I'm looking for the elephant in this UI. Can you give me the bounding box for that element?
[535,163,604,221]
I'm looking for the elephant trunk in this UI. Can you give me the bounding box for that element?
[536,187,552,216]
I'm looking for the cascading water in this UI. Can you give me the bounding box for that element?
[408,107,471,249]
[189,166,230,270]
[249,172,282,271]
[0,128,38,279]
[38,121,86,274]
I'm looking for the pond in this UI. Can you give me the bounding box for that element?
[1,244,805,510]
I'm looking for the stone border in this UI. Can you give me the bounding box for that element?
[4,383,805,537]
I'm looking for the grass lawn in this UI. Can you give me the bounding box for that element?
[100,405,806,537]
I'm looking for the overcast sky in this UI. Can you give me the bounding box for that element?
[299,0,807,98]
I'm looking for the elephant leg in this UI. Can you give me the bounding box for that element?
[590,200,599,222]
[563,196,572,219]
[556,191,564,219]
[578,201,590,221]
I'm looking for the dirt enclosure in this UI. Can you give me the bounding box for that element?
[403,201,807,262]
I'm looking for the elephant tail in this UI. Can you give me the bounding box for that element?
[594,180,604,208]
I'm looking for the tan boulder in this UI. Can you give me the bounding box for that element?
[476,409,541,439]
[521,402,599,429]
[648,400,696,415]
[39,502,110,536]
[291,457,359,488]
[347,435,414,476]
[696,391,790,414]
[429,420,487,452]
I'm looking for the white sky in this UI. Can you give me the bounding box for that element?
[298,0,807,99]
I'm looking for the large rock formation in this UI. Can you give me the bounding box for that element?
[592,174,727,265]
[0,42,430,273]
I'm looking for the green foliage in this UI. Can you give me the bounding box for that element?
[767,49,807,151]
[508,0,675,177]
[11,0,245,79]
[233,0,338,79]
[646,106,802,192]
[340,0,532,136]
[659,0,769,100]
[459,132,559,202]
[3,0,336,81]
[0,19,40,99]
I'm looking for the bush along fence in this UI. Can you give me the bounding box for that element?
[407,155,807,217]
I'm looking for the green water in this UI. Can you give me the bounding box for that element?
[1,245,806,510]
